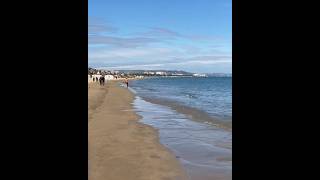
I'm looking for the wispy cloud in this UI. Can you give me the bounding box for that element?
[89,24,118,34]
[88,18,223,48]
[89,35,160,47]
[88,17,162,47]
[89,47,174,59]
[88,17,118,34]
[137,27,222,42]
[94,55,231,71]
[139,27,182,39]
[88,17,231,73]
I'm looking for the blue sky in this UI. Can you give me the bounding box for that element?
[89,0,232,73]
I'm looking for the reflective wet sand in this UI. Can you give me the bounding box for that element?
[133,97,232,180]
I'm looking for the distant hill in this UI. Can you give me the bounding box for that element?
[206,73,232,77]
[117,70,193,76]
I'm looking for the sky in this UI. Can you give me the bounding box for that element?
[89,0,232,73]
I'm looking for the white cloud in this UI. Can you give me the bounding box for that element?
[89,47,176,60]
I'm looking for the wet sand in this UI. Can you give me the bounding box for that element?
[133,97,232,180]
[88,81,187,180]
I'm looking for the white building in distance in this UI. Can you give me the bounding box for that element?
[156,71,166,75]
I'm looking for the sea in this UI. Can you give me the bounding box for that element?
[129,77,232,180]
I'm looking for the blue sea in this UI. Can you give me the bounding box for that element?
[131,77,232,121]
[129,77,232,180]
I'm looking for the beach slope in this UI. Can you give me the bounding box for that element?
[88,81,187,180]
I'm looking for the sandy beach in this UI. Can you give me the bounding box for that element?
[88,81,187,180]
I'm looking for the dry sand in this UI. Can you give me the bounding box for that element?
[88,81,187,180]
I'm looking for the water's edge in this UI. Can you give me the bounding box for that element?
[124,82,232,180]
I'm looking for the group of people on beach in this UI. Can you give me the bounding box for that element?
[92,76,106,86]
[91,75,129,88]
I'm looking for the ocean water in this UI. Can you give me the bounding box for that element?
[131,77,232,122]
[129,77,232,180]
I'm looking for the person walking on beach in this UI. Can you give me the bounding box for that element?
[124,78,129,88]
[99,76,102,86]
[99,75,105,86]
[93,77,95,82]
[96,77,98,82]
[103,76,105,86]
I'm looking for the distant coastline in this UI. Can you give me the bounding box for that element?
[89,67,232,78]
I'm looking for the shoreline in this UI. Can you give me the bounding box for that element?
[133,95,232,180]
[88,81,187,180]
[128,78,232,131]
[139,96,232,131]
